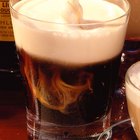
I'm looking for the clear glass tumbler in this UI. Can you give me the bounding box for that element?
[10,0,130,139]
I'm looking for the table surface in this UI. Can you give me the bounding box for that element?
[0,78,138,140]
[0,89,28,140]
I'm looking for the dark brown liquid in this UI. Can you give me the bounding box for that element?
[19,49,121,126]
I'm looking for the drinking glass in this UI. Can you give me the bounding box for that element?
[125,61,140,140]
[10,0,130,139]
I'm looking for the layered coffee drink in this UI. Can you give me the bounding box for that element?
[10,0,129,139]
[125,61,140,140]
[19,49,121,125]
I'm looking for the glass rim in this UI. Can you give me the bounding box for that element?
[125,61,140,93]
[9,0,130,26]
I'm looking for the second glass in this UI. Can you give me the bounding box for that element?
[10,0,130,139]
[125,61,140,140]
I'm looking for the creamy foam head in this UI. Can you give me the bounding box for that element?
[11,0,128,65]
[126,61,140,107]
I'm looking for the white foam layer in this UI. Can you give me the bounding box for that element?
[126,61,140,107]
[11,0,128,65]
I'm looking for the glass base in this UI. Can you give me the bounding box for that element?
[26,109,111,140]
[27,132,100,140]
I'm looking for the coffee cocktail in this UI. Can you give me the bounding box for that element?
[10,0,130,139]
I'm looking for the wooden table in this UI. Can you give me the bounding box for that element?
[0,89,28,140]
